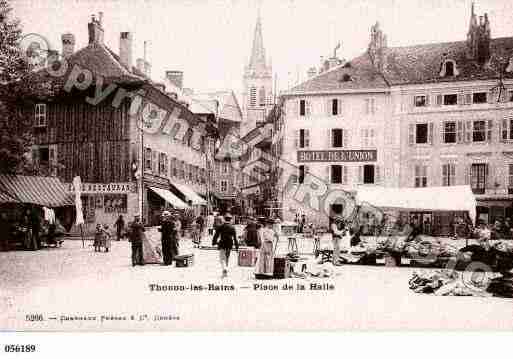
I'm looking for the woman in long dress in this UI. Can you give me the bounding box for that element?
[255,217,278,278]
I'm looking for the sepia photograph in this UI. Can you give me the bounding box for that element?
[1,0,513,336]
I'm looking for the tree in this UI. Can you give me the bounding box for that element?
[0,0,32,174]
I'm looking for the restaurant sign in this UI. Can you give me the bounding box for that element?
[66,182,135,193]
[297,150,377,163]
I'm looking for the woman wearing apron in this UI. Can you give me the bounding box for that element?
[255,217,278,278]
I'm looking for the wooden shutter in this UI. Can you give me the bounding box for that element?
[305,129,310,148]
[358,165,363,184]
[408,124,415,145]
[486,164,494,189]
[458,93,465,106]
[465,93,472,105]
[342,165,348,185]
[294,130,299,148]
[375,165,380,184]
[326,99,331,116]
[428,122,434,145]
[338,98,343,115]
[465,120,472,143]
[343,129,349,148]
[436,94,443,106]
[487,120,493,143]
[464,164,470,185]
[327,165,331,183]
[440,122,445,144]
[457,121,464,143]
[306,100,311,116]
[425,95,430,106]
[329,129,333,148]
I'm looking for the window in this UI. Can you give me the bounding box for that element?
[443,94,458,106]
[299,100,306,116]
[296,129,310,148]
[473,92,487,104]
[472,120,486,142]
[443,122,457,144]
[221,180,228,192]
[249,87,257,107]
[445,61,454,76]
[158,152,167,176]
[259,87,266,106]
[38,147,49,164]
[365,98,376,114]
[363,164,375,184]
[144,148,152,170]
[414,165,427,187]
[361,128,375,147]
[442,163,456,186]
[179,161,184,179]
[223,162,229,174]
[416,124,428,144]
[471,163,487,194]
[171,158,177,177]
[508,90,513,102]
[509,164,513,194]
[331,129,344,148]
[501,118,513,141]
[414,95,427,107]
[34,103,47,127]
[331,99,339,115]
[298,165,305,184]
[330,165,347,184]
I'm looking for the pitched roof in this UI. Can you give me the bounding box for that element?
[192,90,243,122]
[288,36,513,94]
[382,37,513,85]
[288,53,389,94]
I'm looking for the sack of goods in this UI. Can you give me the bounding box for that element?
[273,257,292,279]
[175,254,194,267]
[238,247,257,267]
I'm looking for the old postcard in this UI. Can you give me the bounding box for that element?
[1,0,513,334]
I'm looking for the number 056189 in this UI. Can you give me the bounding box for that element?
[4,344,36,353]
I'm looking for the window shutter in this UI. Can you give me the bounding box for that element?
[326,99,331,116]
[457,121,464,143]
[436,94,443,106]
[464,93,472,105]
[487,120,493,143]
[440,122,446,144]
[342,165,348,185]
[291,100,299,116]
[408,124,415,145]
[306,100,311,116]
[458,93,465,105]
[375,165,381,184]
[327,165,331,183]
[294,130,299,148]
[487,91,495,104]
[464,164,470,185]
[338,98,343,115]
[425,95,430,106]
[343,129,349,148]
[465,120,472,142]
[152,151,158,173]
[428,122,434,145]
[358,165,363,184]
[305,129,310,148]
[500,119,506,142]
[304,165,309,181]
[486,164,494,189]
[329,129,333,148]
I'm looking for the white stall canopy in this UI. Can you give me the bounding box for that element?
[355,185,477,224]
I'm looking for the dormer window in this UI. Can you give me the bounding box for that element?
[440,59,459,77]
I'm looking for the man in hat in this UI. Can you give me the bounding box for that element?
[128,215,145,266]
[159,211,177,265]
[330,216,344,265]
[212,213,238,278]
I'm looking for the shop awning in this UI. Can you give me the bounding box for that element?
[356,185,477,224]
[0,174,74,207]
[169,181,207,205]
[149,186,188,209]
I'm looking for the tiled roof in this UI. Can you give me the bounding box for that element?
[383,37,513,85]
[289,53,389,93]
[289,36,513,93]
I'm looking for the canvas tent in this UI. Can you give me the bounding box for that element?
[355,185,477,224]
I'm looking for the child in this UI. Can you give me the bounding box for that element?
[94,224,102,252]
[102,224,111,253]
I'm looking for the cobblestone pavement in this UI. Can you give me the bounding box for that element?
[1,234,513,331]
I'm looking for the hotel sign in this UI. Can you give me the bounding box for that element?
[66,182,135,193]
[297,150,377,163]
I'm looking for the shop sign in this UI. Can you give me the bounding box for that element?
[297,150,377,163]
[67,182,135,193]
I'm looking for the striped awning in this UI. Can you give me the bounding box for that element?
[169,181,207,205]
[0,174,74,207]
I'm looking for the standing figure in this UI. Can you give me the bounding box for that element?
[114,215,125,241]
[102,224,111,252]
[94,224,103,252]
[330,217,344,265]
[255,217,278,278]
[128,215,145,266]
[206,212,215,236]
[212,214,238,278]
[160,211,177,265]
[244,217,260,249]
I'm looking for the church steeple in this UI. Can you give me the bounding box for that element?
[248,13,266,70]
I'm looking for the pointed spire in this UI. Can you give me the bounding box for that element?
[248,11,267,70]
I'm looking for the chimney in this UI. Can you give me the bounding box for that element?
[307,67,317,78]
[61,33,75,59]
[119,32,133,69]
[165,70,184,89]
[144,60,151,78]
[88,13,104,45]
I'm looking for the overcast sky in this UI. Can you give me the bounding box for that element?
[12,0,513,96]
